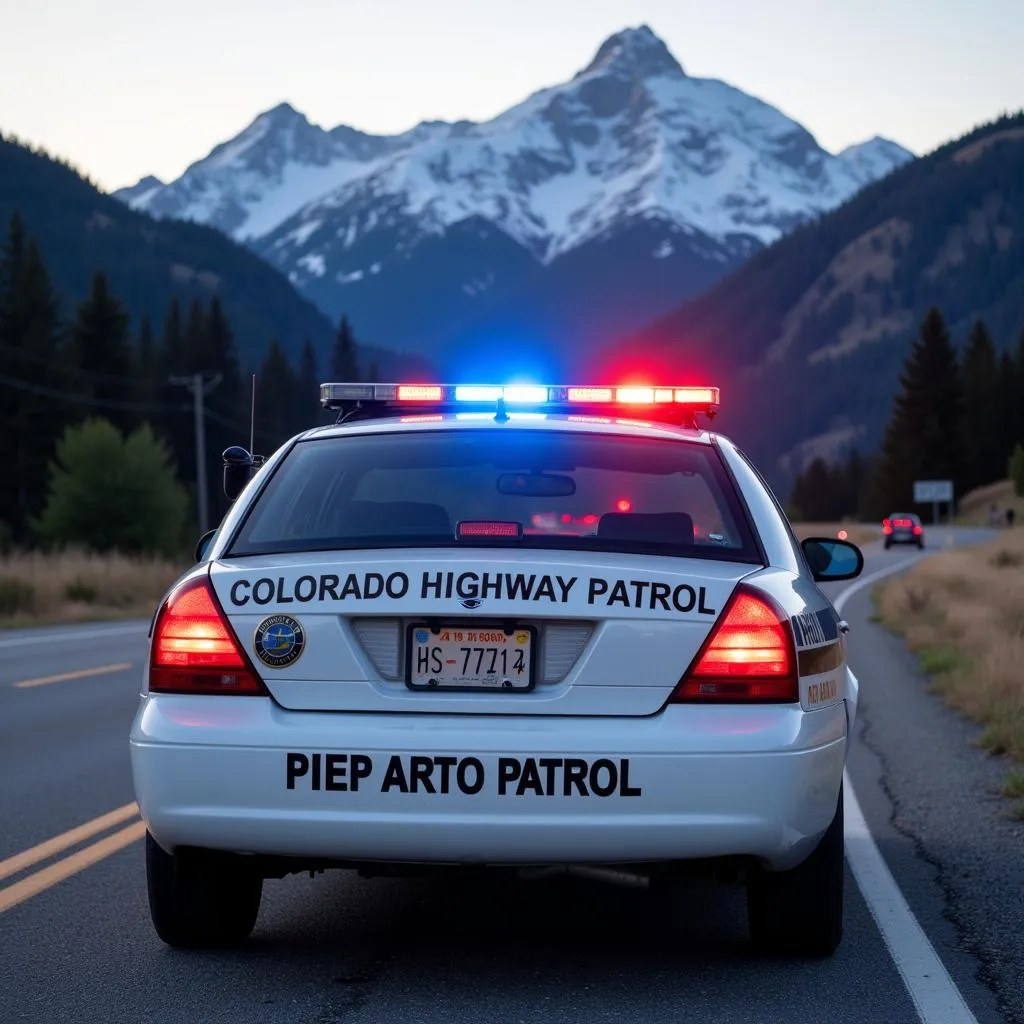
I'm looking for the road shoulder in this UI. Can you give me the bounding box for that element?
[844,580,1021,1024]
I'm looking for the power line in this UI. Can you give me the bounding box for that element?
[0,340,154,385]
[0,368,287,445]
[0,370,190,414]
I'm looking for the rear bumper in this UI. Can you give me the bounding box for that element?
[130,696,847,871]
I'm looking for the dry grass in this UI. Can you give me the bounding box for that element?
[791,522,880,547]
[957,479,1024,527]
[876,529,1024,778]
[0,551,186,627]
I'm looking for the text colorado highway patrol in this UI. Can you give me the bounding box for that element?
[228,571,717,614]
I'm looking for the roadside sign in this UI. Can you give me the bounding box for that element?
[913,480,953,503]
[914,479,954,526]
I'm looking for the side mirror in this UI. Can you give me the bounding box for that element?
[195,528,217,563]
[801,537,863,582]
[223,446,254,501]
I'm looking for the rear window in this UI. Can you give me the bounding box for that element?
[228,429,760,562]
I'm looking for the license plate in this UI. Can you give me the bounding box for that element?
[406,625,535,691]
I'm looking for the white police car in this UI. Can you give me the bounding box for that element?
[130,382,862,956]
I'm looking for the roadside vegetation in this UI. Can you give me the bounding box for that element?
[0,549,184,626]
[0,418,189,626]
[957,477,1024,527]
[875,527,1024,819]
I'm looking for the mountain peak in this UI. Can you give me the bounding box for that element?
[837,136,914,184]
[256,101,306,125]
[839,135,912,156]
[580,25,684,79]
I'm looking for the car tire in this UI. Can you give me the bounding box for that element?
[884,540,891,549]
[917,539,924,549]
[746,785,844,957]
[146,832,263,948]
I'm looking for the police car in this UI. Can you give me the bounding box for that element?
[130,382,863,956]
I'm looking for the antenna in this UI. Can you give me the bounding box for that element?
[249,373,256,454]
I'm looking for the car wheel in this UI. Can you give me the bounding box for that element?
[146,832,262,948]
[917,539,924,549]
[884,540,891,549]
[747,784,843,957]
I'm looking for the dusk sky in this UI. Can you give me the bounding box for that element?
[2,0,1022,192]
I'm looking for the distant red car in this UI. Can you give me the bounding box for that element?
[883,513,924,549]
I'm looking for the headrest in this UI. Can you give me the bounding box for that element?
[596,511,694,544]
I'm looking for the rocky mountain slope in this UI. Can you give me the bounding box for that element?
[606,114,1024,485]
[116,26,911,367]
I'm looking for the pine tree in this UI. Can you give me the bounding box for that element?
[869,308,964,520]
[0,215,28,469]
[199,296,245,522]
[69,271,135,434]
[296,339,320,432]
[995,349,1018,478]
[135,313,159,411]
[0,225,63,540]
[960,319,1001,490]
[157,296,192,489]
[790,458,838,522]
[181,298,207,374]
[0,214,29,535]
[834,449,865,519]
[330,314,360,381]
[1010,444,1024,498]
[1013,325,1024,448]
[160,296,185,376]
[255,339,297,453]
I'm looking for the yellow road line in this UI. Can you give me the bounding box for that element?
[0,820,146,915]
[12,662,133,689]
[0,802,139,883]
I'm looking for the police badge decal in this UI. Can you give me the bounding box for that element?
[253,614,306,668]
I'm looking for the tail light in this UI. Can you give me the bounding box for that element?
[149,576,267,695]
[913,525,922,536]
[671,585,797,702]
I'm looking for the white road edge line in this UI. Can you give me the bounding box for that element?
[836,557,979,1024]
[0,624,147,649]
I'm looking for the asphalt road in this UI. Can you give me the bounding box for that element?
[1,530,1020,1024]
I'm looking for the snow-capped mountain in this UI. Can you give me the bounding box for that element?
[116,26,913,365]
[837,137,913,185]
[115,174,165,207]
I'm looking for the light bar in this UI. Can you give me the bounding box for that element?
[454,385,552,404]
[568,387,613,403]
[397,384,443,401]
[454,385,500,402]
[616,386,654,404]
[320,381,720,422]
[674,387,718,404]
[502,385,548,404]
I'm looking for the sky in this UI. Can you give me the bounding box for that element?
[1,0,1022,192]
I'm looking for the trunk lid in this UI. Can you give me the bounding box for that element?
[210,549,753,716]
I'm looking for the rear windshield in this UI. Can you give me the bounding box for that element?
[228,429,760,562]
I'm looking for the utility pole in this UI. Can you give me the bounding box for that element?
[170,372,222,533]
